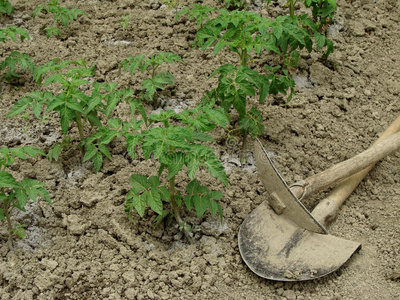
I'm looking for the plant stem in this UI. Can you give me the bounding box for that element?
[76,112,84,141]
[240,48,248,67]
[169,176,193,243]
[288,0,295,18]
[4,202,13,251]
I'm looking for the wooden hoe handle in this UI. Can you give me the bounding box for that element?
[312,115,400,226]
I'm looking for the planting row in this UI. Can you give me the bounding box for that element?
[0,0,336,249]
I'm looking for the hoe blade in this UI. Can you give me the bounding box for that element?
[238,201,361,281]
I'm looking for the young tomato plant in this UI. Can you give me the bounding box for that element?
[302,0,337,33]
[120,15,130,32]
[180,5,335,158]
[32,0,87,37]
[0,26,35,82]
[7,60,143,173]
[119,52,182,109]
[0,146,51,251]
[124,106,229,238]
[0,0,13,15]
[203,64,268,157]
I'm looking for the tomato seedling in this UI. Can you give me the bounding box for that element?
[8,59,146,172]
[0,26,35,82]
[0,0,13,15]
[0,146,51,251]
[124,106,229,237]
[120,15,130,32]
[120,52,182,109]
[33,0,87,37]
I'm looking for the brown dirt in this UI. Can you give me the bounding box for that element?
[0,0,399,299]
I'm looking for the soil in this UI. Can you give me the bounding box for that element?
[0,0,399,299]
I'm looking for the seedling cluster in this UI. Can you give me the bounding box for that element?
[179,1,335,157]
[1,0,337,247]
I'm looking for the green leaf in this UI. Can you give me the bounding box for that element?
[133,194,146,217]
[108,118,122,129]
[7,96,33,117]
[194,196,209,218]
[208,200,218,217]
[184,195,194,211]
[48,144,62,161]
[0,171,19,188]
[209,190,223,200]
[59,107,74,135]
[315,32,326,50]
[93,151,103,173]
[12,225,26,239]
[158,186,170,202]
[148,176,160,189]
[14,187,27,210]
[186,153,201,180]
[202,106,229,128]
[145,188,163,215]
[203,157,228,187]
[214,40,227,55]
[83,144,97,162]
[66,99,84,113]
[9,148,27,159]
[167,152,185,180]
[186,179,200,194]
[129,174,148,193]
[191,131,214,142]
[98,144,112,160]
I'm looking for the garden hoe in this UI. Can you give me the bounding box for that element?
[238,115,400,281]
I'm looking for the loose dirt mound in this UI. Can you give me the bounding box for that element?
[0,0,399,299]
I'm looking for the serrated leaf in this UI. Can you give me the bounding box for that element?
[203,157,228,187]
[133,194,146,217]
[186,179,200,195]
[93,151,103,173]
[194,196,209,218]
[105,94,120,117]
[0,171,19,188]
[100,129,119,145]
[184,195,194,211]
[7,96,33,117]
[14,187,27,210]
[158,186,170,202]
[148,176,160,189]
[202,106,229,128]
[129,174,148,193]
[108,118,122,129]
[167,152,185,180]
[315,32,326,50]
[66,99,84,113]
[83,144,97,162]
[208,200,218,217]
[186,154,201,180]
[209,191,223,200]
[214,40,227,55]
[145,188,163,215]
[48,144,62,161]
[59,107,74,135]
[191,131,214,142]
[9,148,27,159]
[12,225,26,239]
[98,144,112,160]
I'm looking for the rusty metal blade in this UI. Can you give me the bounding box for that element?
[238,201,361,281]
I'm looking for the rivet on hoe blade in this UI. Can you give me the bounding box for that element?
[238,115,400,281]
